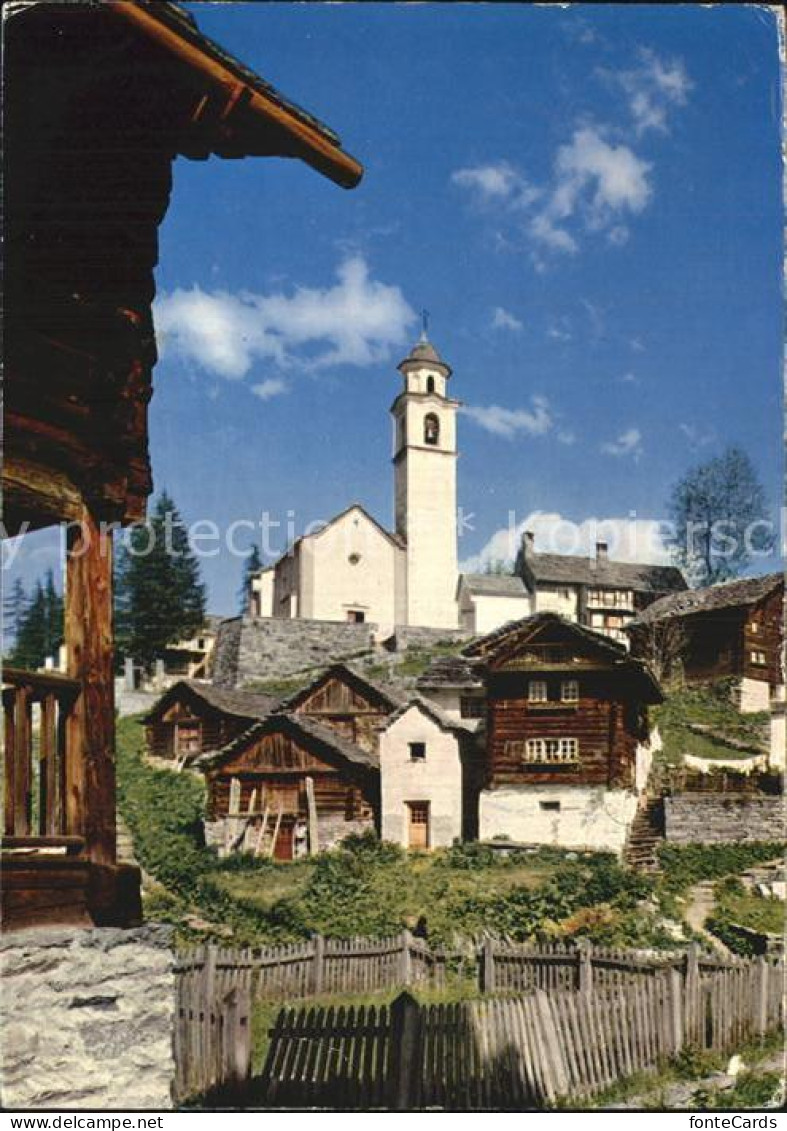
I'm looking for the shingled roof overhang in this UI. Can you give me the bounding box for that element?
[200,712,380,772]
[627,572,784,629]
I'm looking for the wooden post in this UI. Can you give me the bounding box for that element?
[578,940,593,995]
[756,956,769,1037]
[312,933,325,996]
[400,928,413,986]
[65,507,116,864]
[305,774,319,855]
[685,942,700,1045]
[669,966,684,1056]
[481,938,495,994]
[388,991,421,1110]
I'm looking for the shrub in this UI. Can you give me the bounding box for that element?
[657,842,784,893]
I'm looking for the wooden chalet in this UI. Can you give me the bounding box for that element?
[3,1,361,929]
[464,614,663,852]
[201,714,379,860]
[277,663,402,753]
[143,681,277,761]
[627,573,784,709]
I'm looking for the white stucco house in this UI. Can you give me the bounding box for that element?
[456,574,532,635]
[378,696,482,850]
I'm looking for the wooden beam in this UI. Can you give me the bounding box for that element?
[65,507,116,866]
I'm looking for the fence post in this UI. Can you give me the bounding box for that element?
[756,956,768,1037]
[312,933,325,996]
[399,929,413,986]
[668,966,684,1056]
[578,940,593,995]
[685,942,700,1045]
[388,991,421,1110]
[481,938,495,993]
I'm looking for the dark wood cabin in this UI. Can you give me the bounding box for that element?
[627,574,784,697]
[464,613,662,792]
[278,664,401,753]
[143,681,277,760]
[202,714,379,860]
[3,1,361,930]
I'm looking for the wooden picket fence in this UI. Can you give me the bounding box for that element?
[174,947,253,1103]
[260,954,785,1109]
[175,931,445,1004]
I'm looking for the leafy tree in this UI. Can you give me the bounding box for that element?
[115,491,206,672]
[239,542,263,614]
[667,446,773,585]
[483,558,513,576]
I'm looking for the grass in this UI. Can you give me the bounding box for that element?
[713,878,785,936]
[654,682,769,766]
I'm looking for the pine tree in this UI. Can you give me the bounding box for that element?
[3,577,28,647]
[10,581,48,669]
[238,542,263,614]
[116,491,207,672]
[42,568,64,661]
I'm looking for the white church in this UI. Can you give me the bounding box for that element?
[248,332,530,635]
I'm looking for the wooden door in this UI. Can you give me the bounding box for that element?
[273,820,294,861]
[407,801,430,849]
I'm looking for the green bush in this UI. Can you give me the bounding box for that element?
[657,842,784,893]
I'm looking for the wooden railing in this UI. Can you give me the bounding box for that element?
[2,667,81,844]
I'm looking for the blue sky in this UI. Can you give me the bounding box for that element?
[5,3,784,616]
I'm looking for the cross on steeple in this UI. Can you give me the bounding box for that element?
[420,308,430,342]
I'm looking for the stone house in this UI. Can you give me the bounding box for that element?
[456,574,532,635]
[627,572,784,712]
[464,613,663,854]
[515,533,687,645]
[142,680,278,760]
[415,654,486,728]
[378,697,483,849]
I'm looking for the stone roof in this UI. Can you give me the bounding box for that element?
[460,573,529,598]
[628,572,784,628]
[142,679,278,724]
[379,695,474,735]
[520,552,687,594]
[416,655,484,690]
[397,335,452,377]
[200,711,379,771]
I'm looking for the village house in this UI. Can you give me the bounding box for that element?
[378,697,483,849]
[456,574,532,635]
[249,333,460,632]
[515,532,687,645]
[627,572,785,712]
[142,681,278,761]
[199,713,379,859]
[415,654,486,728]
[277,662,402,751]
[464,613,663,855]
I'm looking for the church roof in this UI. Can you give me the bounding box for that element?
[398,335,452,377]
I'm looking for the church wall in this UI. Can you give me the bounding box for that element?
[299,508,400,627]
[399,446,459,629]
[380,707,463,849]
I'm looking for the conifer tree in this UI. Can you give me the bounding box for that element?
[3,577,28,647]
[115,491,206,672]
[10,581,47,669]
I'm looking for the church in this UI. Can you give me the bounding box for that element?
[249,331,471,633]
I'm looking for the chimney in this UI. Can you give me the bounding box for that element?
[522,530,535,557]
[596,541,609,563]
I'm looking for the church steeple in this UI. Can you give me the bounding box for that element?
[391,326,459,629]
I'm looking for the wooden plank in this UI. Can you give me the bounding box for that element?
[40,693,58,836]
[13,685,32,836]
[4,692,17,835]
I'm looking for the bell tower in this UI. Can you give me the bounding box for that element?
[391,326,459,628]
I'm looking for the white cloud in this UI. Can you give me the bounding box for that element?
[252,378,288,401]
[460,396,553,439]
[679,422,714,446]
[154,256,416,381]
[547,321,572,342]
[491,306,523,332]
[629,337,646,352]
[600,49,692,136]
[451,161,540,208]
[600,427,643,459]
[618,371,639,385]
[557,429,576,446]
[460,510,673,573]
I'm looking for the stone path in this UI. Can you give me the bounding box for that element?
[683,880,733,957]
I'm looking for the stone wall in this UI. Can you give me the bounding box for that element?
[479,785,639,855]
[213,616,377,687]
[1,925,175,1109]
[387,625,470,652]
[664,794,785,845]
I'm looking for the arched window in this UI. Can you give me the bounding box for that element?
[426,375,435,394]
[424,413,440,446]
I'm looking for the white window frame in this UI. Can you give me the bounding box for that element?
[528,680,548,703]
[521,737,579,763]
[561,679,579,703]
[751,650,766,666]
